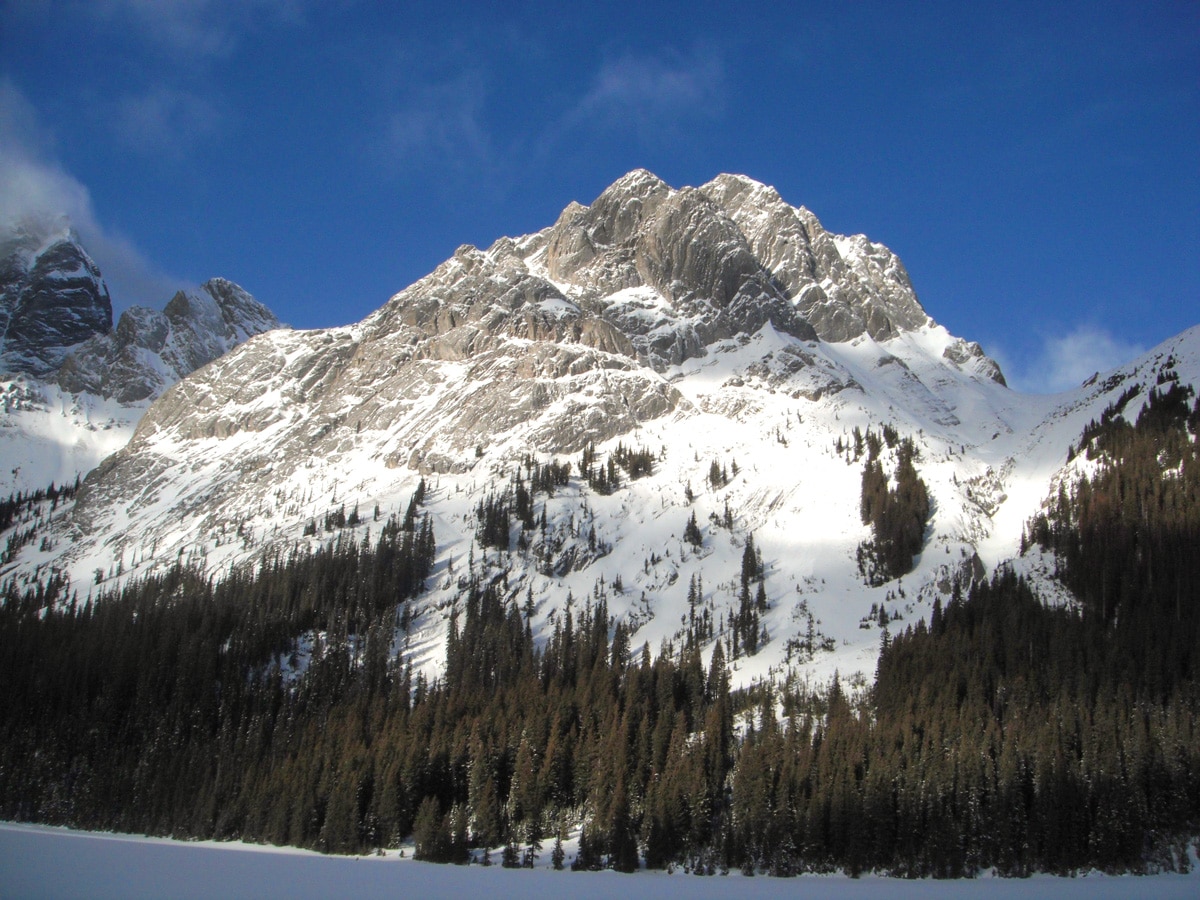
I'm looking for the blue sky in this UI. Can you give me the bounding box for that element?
[2,1,1197,392]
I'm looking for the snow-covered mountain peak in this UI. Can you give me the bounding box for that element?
[365,172,962,380]
[56,277,281,404]
[6,172,1194,695]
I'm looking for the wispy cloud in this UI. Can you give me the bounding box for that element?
[0,80,186,309]
[111,86,225,158]
[93,0,238,56]
[564,46,726,140]
[996,323,1146,394]
[0,80,83,221]
[372,45,725,182]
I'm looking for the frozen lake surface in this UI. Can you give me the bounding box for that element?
[1,822,1196,899]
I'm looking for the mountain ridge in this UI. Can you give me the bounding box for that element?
[0,224,281,494]
[3,171,1196,691]
[0,223,113,378]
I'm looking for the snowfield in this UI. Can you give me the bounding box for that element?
[1,823,1196,900]
[0,377,147,494]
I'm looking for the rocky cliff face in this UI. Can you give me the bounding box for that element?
[0,225,113,377]
[57,278,281,403]
[361,168,969,376]
[540,170,817,364]
[700,174,931,343]
[0,223,279,404]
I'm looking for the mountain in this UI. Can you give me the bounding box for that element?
[1,172,1197,874]
[0,222,281,494]
[56,277,281,404]
[0,222,113,378]
[3,171,1196,690]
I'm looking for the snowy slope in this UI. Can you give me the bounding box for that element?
[2,172,1196,694]
[0,377,147,495]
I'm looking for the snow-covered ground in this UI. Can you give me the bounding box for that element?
[1,823,1195,900]
[0,377,146,495]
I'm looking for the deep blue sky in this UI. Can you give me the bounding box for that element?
[2,1,1197,392]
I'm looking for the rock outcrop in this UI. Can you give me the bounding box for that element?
[700,174,930,343]
[0,225,112,377]
[57,278,281,403]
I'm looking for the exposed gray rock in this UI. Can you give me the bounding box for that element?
[57,278,280,403]
[541,170,817,368]
[0,226,112,377]
[545,169,672,292]
[634,186,816,345]
[700,173,930,343]
[943,337,1007,386]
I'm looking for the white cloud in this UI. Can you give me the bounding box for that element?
[0,83,87,224]
[566,47,726,139]
[998,324,1146,394]
[0,80,186,309]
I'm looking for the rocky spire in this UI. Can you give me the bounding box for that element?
[57,278,281,403]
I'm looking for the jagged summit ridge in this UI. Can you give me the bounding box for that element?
[536,170,935,348]
[368,170,982,376]
[57,277,281,403]
[700,174,930,343]
[0,220,282,494]
[0,219,281,404]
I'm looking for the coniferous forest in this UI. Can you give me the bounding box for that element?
[0,386,1197,876]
